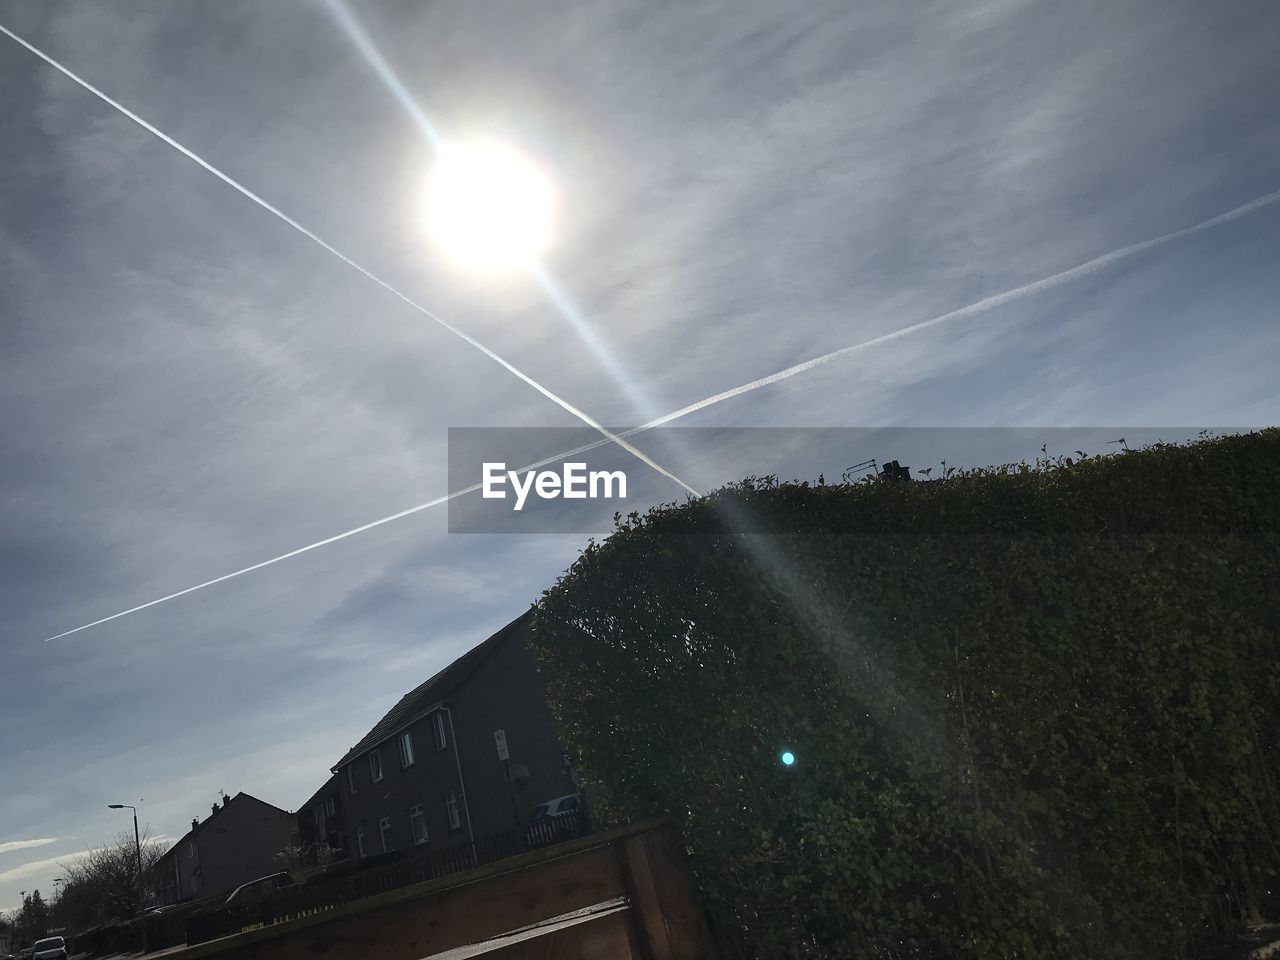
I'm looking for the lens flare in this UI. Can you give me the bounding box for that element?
[780,750,796,766]
[426,139,554,274]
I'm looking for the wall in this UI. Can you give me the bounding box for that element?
[160,795,297,903]
[451,620,578,834]
[332,618,575,861]
[338,705,469,858]
[162,820,713,960]
[297,775,346,859]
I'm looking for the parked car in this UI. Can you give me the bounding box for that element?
[31,938,66,960]
[225,871,295,907]
[527,793,582,846]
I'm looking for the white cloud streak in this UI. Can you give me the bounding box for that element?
[0,848,87,884]
[0,838,58,856]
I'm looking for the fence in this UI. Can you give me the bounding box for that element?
[176,811,587,948]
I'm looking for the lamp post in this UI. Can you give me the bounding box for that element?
[108,803,147,954]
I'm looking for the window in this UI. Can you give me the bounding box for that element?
[325,795,336,817]
[432,711,448,751]
[399,730,415,768]
[314,806,326,836]
[186,843,196,861]
[355,826,366,858]
[409,805,429,845]
[445,790,461,831]
[379,816,394,853]
[369,749,384,783]
[347,765,357,795]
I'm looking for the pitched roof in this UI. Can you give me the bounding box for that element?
[329,609,533,773]
[155,791,289,863]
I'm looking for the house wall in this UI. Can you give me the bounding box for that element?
[338,701,470,858]
[451,623,578,835]
[297,775,346,859]
[198,795,296,897]
[157,833,204,905]
[157,796,297,904]
[332,619,576,861]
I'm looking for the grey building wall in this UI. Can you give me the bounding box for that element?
[450,626,578,835]
[330,616,577,862]
[156,794,296,904]
[296,774,346,858]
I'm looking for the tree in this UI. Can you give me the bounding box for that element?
[58,828,167,929]
[10,889,51,944]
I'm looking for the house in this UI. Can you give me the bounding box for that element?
[298,774,346,862]
[154,792,297,905]
[297,609,577,861]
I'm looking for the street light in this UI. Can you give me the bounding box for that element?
[107,804,148,954]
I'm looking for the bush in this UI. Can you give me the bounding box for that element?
[532,429,1280,959]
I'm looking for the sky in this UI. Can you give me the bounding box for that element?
[2,0,1278,914]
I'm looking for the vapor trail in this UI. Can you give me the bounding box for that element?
[648,187,1280,422]
[39,435,620,643]
[39,184,1280,642]
[0,22,698,501]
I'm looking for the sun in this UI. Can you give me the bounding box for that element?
[425,139,555,275]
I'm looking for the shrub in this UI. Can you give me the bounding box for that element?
[532,430,1280,959]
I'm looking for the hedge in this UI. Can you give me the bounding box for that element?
[531,429,1280,959]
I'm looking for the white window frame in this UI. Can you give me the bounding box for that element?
[379,816,394,853]
[409,805,429,846]
[347,765,357,795]
[445,790,461,831]
[369,749,384,783]
[399,730,415,768]
[355,825,366,858]
[325,796,336,817]
[432,711,448,751]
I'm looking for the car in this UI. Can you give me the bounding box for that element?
[225,870,295,907]
[31,938,66,960]
[526,793,583,846]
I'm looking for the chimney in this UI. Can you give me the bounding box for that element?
[211,802,219,817]
[222,792,231,805]
[191,818,199,831]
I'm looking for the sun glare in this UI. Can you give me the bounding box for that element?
[425,140,555,274]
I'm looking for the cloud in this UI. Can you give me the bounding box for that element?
[0,838,57,856]
[0,848,89,885]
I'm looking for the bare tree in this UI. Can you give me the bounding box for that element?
[59,828,167,927]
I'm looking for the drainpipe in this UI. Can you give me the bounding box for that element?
[441,704,477,864]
